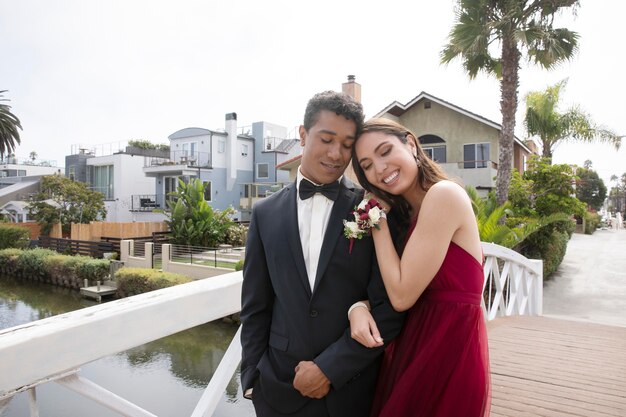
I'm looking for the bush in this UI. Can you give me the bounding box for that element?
[42,254,110,288]
[16,248,58,280]
[520,220,574,279]
[0,248,23,276]
[583,211,601,234]
[234,260,244,271]
[115,267,191,298]
[225,224,248,246]
[0,224,30,250]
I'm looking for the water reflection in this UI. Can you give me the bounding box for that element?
[0,276,255,417]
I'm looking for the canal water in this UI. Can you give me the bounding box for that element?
[0,277,256,417]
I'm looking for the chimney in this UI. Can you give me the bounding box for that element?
[225,112,238,191]
[342,74,361,103]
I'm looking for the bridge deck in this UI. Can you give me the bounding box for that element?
[488,316,626,416]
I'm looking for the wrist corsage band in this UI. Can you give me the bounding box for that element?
[343,197,387,253]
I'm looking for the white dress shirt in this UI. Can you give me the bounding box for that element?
[297,169,338,290]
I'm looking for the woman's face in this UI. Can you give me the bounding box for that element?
[355,131,419,196]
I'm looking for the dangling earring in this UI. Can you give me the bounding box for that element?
[414,154,420,167]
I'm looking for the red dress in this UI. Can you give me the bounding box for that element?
[370,234,491,416]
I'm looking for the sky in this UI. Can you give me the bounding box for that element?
[1,0,624,186]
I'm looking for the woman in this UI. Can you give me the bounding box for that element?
[348,118,491,417]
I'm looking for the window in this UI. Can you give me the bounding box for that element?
[423,146,446,163]
[203,181,212,202]
[463,143,490,169]
[241,144,249,157]
[218,139,225,153]
[93,165,114,199]
[257,163,269,179]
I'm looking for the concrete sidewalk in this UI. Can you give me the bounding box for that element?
[543,228,626,327]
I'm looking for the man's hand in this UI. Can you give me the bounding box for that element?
[293,361,331,399]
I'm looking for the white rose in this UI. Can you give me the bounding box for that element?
[357,199,367,211]
[343,221,360,238]
[368,206,382,223]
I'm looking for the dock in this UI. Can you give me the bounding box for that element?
[80,280,117,302]
[488,316,626,416]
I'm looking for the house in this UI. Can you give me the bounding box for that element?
[65,146,166,223]
[0,155,62,216]
[143,113,299,221]
[374,92,535,195]
[276,78,537,197]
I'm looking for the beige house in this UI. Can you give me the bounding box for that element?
[277,82,536,196]
[375,92,535,195]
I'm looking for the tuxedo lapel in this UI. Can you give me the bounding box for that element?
[312,178,358,294]
[283,182,313,298]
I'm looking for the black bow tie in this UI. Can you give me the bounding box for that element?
[299,178,340,201]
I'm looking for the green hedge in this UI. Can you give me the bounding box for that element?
[521,220,574,279]
[0,224,30,250]
[0,248,110,289]
[115,268,191,298]
[42,254,110,289]
[583,212,601,234]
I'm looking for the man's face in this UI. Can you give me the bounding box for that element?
[299,110,357,185]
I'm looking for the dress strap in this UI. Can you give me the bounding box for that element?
[421,289,482,306]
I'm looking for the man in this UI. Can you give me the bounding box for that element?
[241,91,404,417]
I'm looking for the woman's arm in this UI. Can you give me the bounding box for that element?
[372,181,470,311]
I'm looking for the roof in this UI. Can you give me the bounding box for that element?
[375,91,532,153]
[276,154,302,170]
[168,127,214,140]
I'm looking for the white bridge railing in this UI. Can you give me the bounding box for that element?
[0,242,542,417]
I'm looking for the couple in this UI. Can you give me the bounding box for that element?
[241,91,490,417]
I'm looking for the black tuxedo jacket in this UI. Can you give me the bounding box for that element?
[240,177,405,416]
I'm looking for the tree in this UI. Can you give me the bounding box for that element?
[509,156,585,217]
[28,175,107,235]
[165,178,234,247]
[524,80,621,158]
[0,90,22,158]
[575,164,606,211]
[608,173,626,214]
[441,0,580,205]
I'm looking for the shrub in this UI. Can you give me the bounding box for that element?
[225,224,248,247]
[520,220,574,279]
[583,211,601,234]
[234,260,244,271]
[115,267,191,298]
[0,224,30,249]
[0,248,23,276]
[76,257,110,283]
[15,248,57,280]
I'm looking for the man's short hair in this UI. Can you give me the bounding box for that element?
[303,91,364,134]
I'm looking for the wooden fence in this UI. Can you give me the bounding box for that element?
[71,221,168,241]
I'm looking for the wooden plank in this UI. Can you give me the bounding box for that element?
[488,316,626,416]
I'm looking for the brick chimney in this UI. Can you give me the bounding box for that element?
[342,75,361,103]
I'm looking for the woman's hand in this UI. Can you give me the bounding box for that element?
[349,306,384,348]
[364,192,391,213]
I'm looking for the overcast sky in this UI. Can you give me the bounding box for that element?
[1,0,624,186]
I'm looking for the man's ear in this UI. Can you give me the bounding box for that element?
[299,125,306,146]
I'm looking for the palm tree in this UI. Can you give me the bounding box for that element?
[441,0,580,206]
[524,80,621,159]
[0,90,22,158]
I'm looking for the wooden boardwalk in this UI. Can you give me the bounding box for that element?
[488,316,626,416]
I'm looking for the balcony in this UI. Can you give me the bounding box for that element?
[143,151,212,177]
[130,194,160,211]
[239,182,286,211]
